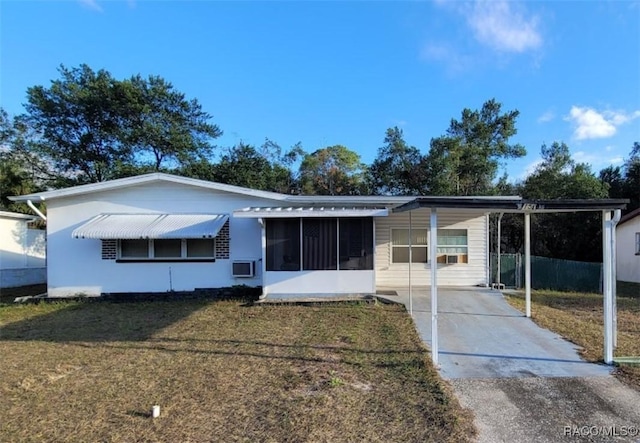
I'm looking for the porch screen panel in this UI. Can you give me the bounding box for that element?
[266,218,301,271]
[303,219,337,270]
[339,218,373,270]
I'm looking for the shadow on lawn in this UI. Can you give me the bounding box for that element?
[528,292,640,312]
[0,302,429,370]
[64,338,425,369]
[0,299,214,342]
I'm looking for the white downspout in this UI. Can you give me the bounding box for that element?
[603,210,613,364]
[258,217,267,299]
[485,213,490,287]
[610,209,621,349]
[430,208,439,366]
[409,210,413,316]
[497,212,504,287]
[27,199,47,221]
[524,212,532,318]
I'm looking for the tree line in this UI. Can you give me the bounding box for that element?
[1,64,638,262]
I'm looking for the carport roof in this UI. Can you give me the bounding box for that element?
[392,197,629,213]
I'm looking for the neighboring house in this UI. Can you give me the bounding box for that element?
[8,173,628,299]
[616,208,640,284]
[0,211,46,288]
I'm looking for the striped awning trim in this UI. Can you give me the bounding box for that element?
[72,213,229,239]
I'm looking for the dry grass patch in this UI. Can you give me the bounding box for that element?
[0,299,475,442]
[505,290,640,390]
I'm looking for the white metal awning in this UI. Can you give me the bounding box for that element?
[72,213,229,239]
[234,206,389,218]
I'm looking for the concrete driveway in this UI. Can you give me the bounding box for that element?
[379,287,640,443]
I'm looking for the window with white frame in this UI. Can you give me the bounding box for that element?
[437,229,468,264]
[391,228,428,263]
[636,232,640,255]
[118,238,215,261]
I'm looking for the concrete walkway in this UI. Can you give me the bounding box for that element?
[382,287,611,379]
[379,287,640,443]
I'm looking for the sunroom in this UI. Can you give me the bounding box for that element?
[234,206,388,296]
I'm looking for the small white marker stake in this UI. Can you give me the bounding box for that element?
[152,405,160,418]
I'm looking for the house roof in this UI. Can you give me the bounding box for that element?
[7,173,420,208]
[8,172,629,214]
[618,207,640,227]
[8,173,290,203]
[393,197,629,213]
[0,210,37,221]
[72,213,229,239]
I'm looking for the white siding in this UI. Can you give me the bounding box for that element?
[26,229,46,268]
[46,182,275,296]
[617,218,640,283]
[264,271,375,296]
[0,216,46,288]
[0,217,45,270]
[375,209,488,287]
[0,216,28,269]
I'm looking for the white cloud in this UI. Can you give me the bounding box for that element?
[78,0,103,12]
[537,110,555,123]
[609,155,624,164]
[566,106,640,140]
[519,159,543,180]
[466,1,542,53]
[425,1,542,72]
[421,43,473,73]
[572,150,624,167]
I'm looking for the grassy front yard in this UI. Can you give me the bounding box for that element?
[0,299,475,442]
[505,286,640,390]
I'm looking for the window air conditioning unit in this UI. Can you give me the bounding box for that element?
[446,255,459,264]
[232,260,255,278]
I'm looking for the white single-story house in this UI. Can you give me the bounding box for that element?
[616,207,640,284]
[0,211,46,288]
[8,173,628,302]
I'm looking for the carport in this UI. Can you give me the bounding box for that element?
[392,197,628,366]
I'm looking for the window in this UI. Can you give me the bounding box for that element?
[266,218,301,271]
[437,229,468,264]
[118,239,215,261]
[120,239,148,258]
[636,233,640,255]
[187,239,215,258]
[339,218,373,270]
[391,228,428,263]
[266,217,374,271]
[154,239,182,258]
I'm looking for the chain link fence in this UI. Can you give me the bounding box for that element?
[490,253,602,293]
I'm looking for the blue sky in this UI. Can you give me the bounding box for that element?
[1,0,639,181]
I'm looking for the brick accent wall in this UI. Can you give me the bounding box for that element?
[101,239,117,260]
[215,221,230,260]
